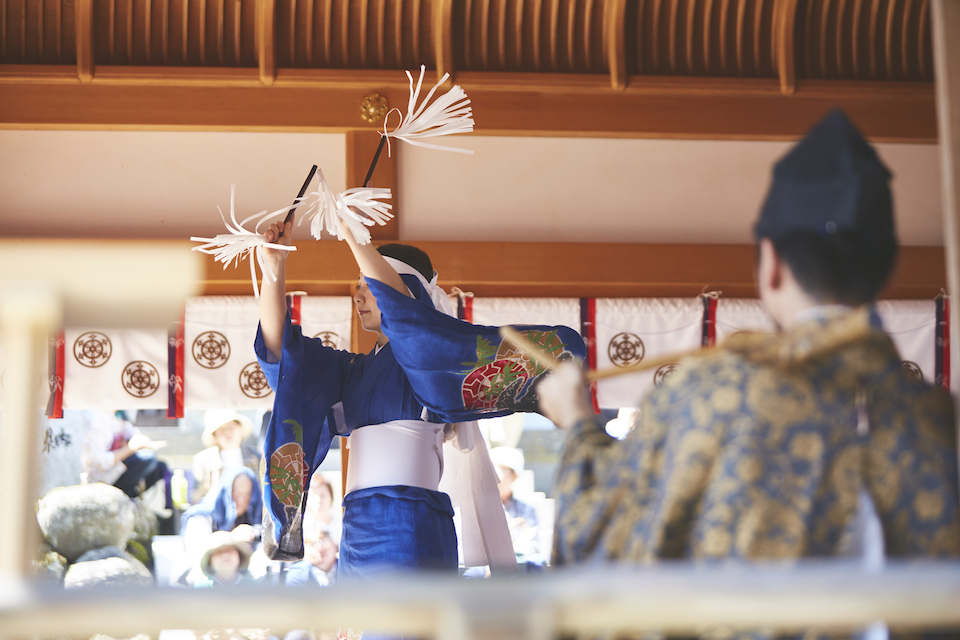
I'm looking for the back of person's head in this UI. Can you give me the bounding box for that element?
[377,244,433,282]
[755,109,898,305]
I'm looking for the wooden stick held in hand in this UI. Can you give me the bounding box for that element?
[278,164,318,238]
[497,326,705,382]
[498,326,563,370]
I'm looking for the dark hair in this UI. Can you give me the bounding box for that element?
[769,231,897,305]
[377,244,433,282]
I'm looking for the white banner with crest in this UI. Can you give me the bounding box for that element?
[715,298,777,344]
[296,296,353,354]
[875,300,937,385]
[470,297,581,330]
[594,298,703,409]
[62,328,169,409]
[184,296,353,409]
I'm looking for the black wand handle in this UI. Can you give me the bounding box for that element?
[278,164,318,238]
[362,137,388,188]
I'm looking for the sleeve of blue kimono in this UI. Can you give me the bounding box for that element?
[255,312,360,561]
[366,276,586,422]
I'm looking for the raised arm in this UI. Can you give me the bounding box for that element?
[259,217,294,360]
[341,221,413,298]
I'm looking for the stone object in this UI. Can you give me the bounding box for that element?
[31,550,68,585]
[76,545,134,563]
[131,496,160,542]
[37,484,136,562]
[63,556,153,589]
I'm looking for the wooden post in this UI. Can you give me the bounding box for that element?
[346,129,400,242]
[0,288,58,579]
[932,0,960,463]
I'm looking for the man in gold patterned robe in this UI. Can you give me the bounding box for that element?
[539,110,960,566]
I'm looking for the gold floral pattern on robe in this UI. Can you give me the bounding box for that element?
[554,307,960,566]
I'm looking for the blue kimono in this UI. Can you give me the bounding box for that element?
[256,274,585,573]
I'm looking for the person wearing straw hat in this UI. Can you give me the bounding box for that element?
[191,409,260,503]
[539,109,960,568]
[181,530,256,588]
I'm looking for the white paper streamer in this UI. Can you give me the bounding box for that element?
[296,168,393,245]
[382,65,475,155]
[190,185,297,298]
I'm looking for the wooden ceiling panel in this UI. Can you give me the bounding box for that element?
[0,0,940,140]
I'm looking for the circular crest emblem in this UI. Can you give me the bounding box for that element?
[122,361,160,398]
[313,331,340,349]
[74,332,112,368]
[654,363,679,387]
[901,361,923,381]
[192,331,230,369]
[608,333,645,368]
[270,442,307,507]
[240,362,273,399]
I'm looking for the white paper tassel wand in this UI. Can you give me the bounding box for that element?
[296,168,393,245]
[360,64,476,191]
[190,185,297,298]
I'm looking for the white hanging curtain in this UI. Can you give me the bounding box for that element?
[184,296,266,409]
[183,295,353,409]
[470,296,581,329]
[296,296,353,353]
[62,328,169,410]
[715,298,777,344]
[594,298,703,409]
[875,300,937,385]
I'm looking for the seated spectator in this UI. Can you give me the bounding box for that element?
[182,531,256,587]
[181,467,262,562]
[302,472,342,546]
[81,410,168,499]
[192,410,260,503]
[286,530,339,586]
[489,447,540,558]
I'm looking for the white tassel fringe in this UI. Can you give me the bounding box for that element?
[190,185,296,298]
[296,168,393,245]
[382,65,475,155]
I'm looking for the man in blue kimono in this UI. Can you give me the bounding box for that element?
[539,109,960,567]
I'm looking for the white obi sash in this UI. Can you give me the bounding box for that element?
[344,418,517,572]
[345,420,444,494]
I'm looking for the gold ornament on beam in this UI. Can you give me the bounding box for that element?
[360,93,388,124]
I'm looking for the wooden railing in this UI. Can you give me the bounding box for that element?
[1,562,960,639]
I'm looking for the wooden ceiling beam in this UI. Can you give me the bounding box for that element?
[775,0,798,95]
[346,129,399,241]
[198,241,946,300]
[606,0,628,89]
[0,72,936,142]
[75,0,93,82]
[257,0,276,85]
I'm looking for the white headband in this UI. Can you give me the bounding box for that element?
[381,256,456,318]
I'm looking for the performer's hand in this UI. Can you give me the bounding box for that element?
[126,433,152,451]
[262,217,294,270]
[231,523,256,543]
[537,362,594,429]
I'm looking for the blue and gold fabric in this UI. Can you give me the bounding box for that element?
[554,307,960,565]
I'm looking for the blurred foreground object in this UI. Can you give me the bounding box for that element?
[0,240,201,580]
